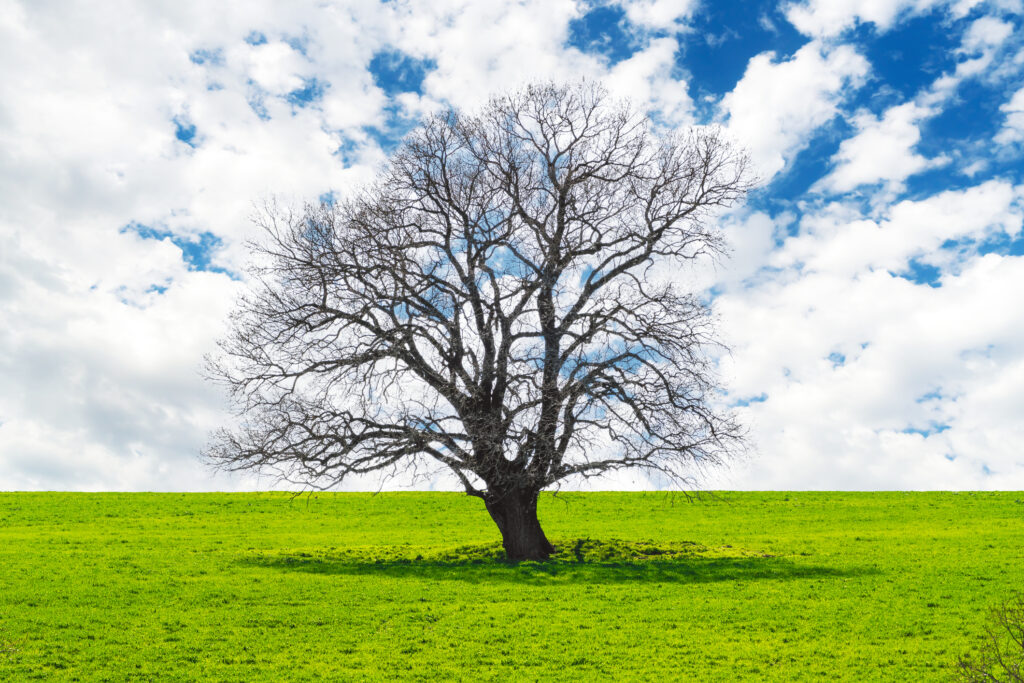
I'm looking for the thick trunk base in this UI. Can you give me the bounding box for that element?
[485,490,555,561]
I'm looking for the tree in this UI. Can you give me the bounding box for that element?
[206,82,750,561]
[957,593,1024,682]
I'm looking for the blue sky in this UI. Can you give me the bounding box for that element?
[0,0,1022,491]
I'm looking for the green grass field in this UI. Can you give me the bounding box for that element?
[0,491,1021,680]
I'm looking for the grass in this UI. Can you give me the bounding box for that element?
[0,491,1022,680]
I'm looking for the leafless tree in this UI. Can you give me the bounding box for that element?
[957,593,1024,682]
[206,82,750,560]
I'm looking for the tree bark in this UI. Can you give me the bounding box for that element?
[484,489,555,561]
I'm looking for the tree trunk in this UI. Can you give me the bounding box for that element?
[484,489,555,561]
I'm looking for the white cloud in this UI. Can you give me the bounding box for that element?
[0,233,252,490]
[711,181,1024,489]
[607,37,694,127]
[395,0,597,111]
[0,2,408,490]
[784,0,943,38]
[778,180,1020,275]
[995,86,1024,145]
[616,0,700,31]
[819,13,1019,193]
[817,102,946,193]
[960,15,1014,52]
[244,41,311,94]
[950,0,988,16]
[924,14,1019,104]
[720,42,869,180]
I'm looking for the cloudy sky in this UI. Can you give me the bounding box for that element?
[1,0,1022,492]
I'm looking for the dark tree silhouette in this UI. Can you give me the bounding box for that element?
[206,82,750,560]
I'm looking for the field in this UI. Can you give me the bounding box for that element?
[0,492,1022,680]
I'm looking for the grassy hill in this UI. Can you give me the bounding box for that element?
[1,491,1022,680]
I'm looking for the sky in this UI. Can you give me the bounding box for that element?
[0,0,1022,492]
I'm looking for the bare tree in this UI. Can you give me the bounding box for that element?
[206,82,750,560]
[957,593,1024,682]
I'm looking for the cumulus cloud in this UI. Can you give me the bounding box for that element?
[395,0,597,110]
[615,0,700,31]
[711,181,1024,489]
[719,42,869,179]
[0,2,405,491]
[606,37,695,127]
[0,0,415,489]
[819,13,1018,194]
[995,86,1024,145]
[960,14,1015,52]
[0,235,250,490]
[816,103,946,193]
[784,0,944,38]
[715,254,1024,490]
[925,14,1019,103]
[778,180,1021,276]
[709,7,1024,488]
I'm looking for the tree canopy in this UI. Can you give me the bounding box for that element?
[207,82,751,560]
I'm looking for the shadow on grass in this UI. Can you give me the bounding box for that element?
[240,539,878,585]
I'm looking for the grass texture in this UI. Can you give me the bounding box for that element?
[1,491,1022,680]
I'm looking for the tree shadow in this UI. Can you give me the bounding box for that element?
[239,539,879,586]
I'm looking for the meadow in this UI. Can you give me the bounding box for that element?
[0,491,1021,681]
